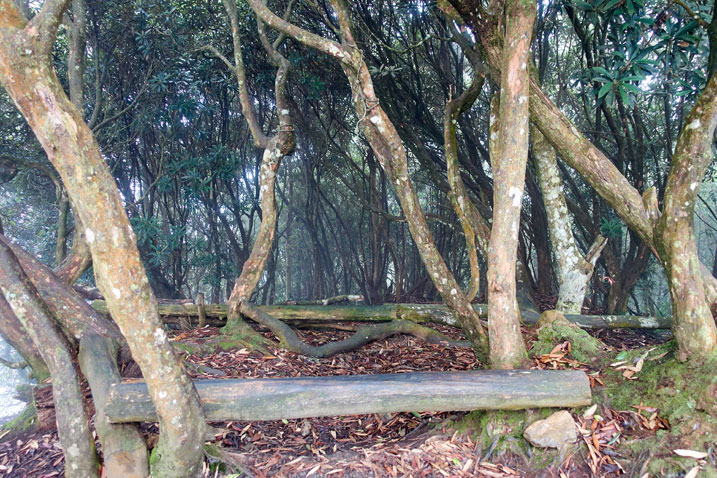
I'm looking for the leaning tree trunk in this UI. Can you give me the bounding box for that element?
[531,127,607,314]
[654,74,717,358]
[0,240,99,478]
[0,4,205,477]
[443,46,487,301]
[247,0,489,359]
[485,0,535,369]
[0,294,49,380]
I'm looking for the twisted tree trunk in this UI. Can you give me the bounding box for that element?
[213,0,295,344]
[247,0,489,360]
[654,75,717,358]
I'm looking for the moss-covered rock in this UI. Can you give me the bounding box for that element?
[530,310,607,363]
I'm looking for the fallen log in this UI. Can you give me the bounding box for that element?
[105,370,591,423]
[91,300,672,329]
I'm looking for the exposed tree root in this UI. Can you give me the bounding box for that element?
[238,302,469,358]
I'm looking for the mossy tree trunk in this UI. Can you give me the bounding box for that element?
[485,0,534,369]
[0,3,205,476]
[247,0,489,360]
[654,74,717,358]
[443,29,489,301]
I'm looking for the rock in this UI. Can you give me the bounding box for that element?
[523,410,577,448]
[535,310,567,330]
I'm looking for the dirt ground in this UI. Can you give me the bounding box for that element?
[0,318,690,478]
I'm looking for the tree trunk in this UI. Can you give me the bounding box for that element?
[246,0,489,362]
[532,127,607,313]
[0,239,99,478]
[78,334,148,478]
[0,293,49,380]
[486,0,535,369]
[1,235,122,342]
[216,0,296,341]
[55,190,70,265]
[53,223,92,284]
[444,53,486,301]
[654,75,717,358]
[0,5,205,476]
[91,299,674,330]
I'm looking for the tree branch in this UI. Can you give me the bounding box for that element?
[30,0,72,55]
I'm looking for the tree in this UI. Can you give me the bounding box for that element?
[0,1,205,476]
[484,0,535,368]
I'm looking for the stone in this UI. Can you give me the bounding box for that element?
[523,410,577,448]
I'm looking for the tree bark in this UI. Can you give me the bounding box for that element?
[78,334,148,478]
[0,293,49,380]
[0,4,205,476]
[654,75,717,358]
[0,239,99,478]
[532,127,607,313]
[238,302,468,357]
[444,51,486,301]
[214,0,296,340]
[1,235,122,342]
[486,0,534,369]
[53,224,92,284]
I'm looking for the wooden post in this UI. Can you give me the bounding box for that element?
[196,293,206,329]
[105,370,591,423]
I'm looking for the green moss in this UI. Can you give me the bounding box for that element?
[595,341,717,475]
[452,408,575,470]
[1,402,37,439]
[219,318,271,353]
[149,447,160,466]
[204,444,220,458]
[529,312,606,363]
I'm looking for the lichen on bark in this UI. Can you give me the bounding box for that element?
[485,0,535,369]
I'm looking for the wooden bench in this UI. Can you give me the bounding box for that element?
[105,370,591,423]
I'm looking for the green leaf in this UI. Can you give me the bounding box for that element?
[592,66,613,78]
[618,86,633,108]
[598,82,613,98]
[602,0,623,11]
[625,0,635,15]
[573,0,594,10]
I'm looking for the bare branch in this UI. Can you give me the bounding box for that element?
[29,0,72,55]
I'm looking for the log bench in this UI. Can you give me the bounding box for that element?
[105,370,592,423]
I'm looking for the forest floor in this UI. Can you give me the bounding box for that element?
[0,315,711,478]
